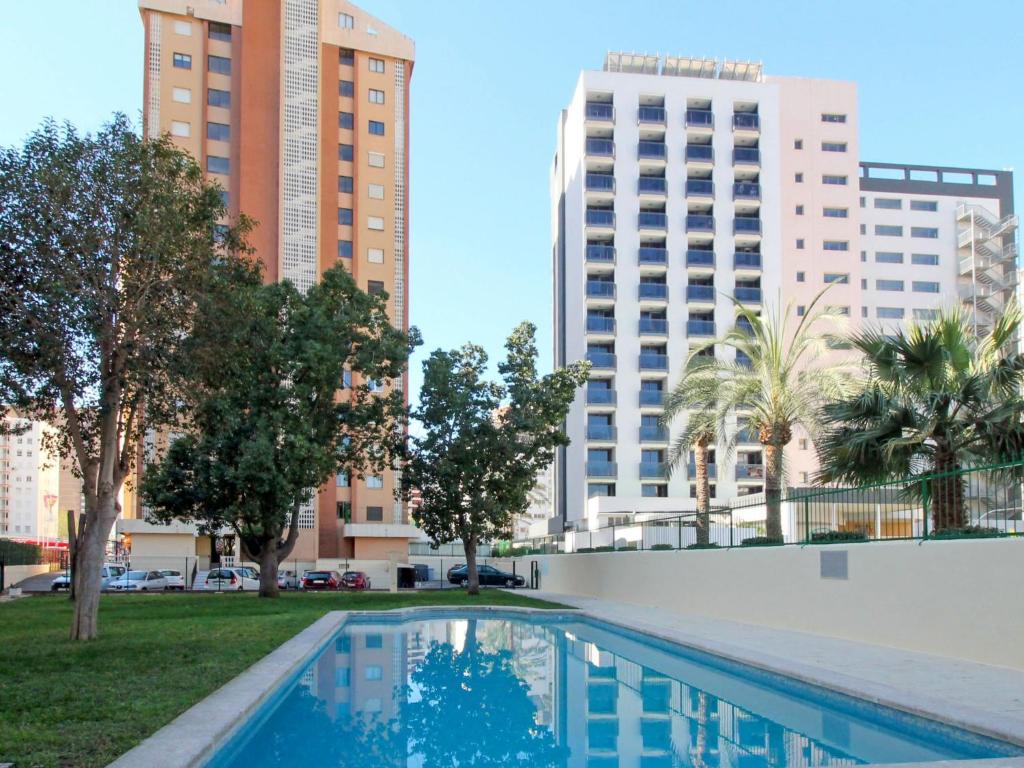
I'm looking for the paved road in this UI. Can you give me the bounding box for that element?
[12,570,65,593]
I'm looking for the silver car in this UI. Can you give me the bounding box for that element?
[51,563,127,592]
[159,570,186,591]
[108,570,168,592]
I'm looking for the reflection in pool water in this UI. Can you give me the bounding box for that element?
[214,613,1022,767]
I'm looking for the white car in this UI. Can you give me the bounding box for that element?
[108,570,168,592]
[202,567,260,591]
[159,570,186,591]
[51,564,128,592]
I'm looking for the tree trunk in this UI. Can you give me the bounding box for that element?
[258,542,280,598]
[760,424,791,542]
[930,451,965,530]
[464,537,480,596]
[694,438,711,546]
[70,497,117,641]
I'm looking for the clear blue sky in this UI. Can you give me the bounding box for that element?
[2,1,1021,401]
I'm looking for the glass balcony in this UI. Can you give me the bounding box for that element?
[736,319,755,336]
[585,102,614,121]
[639,426,668,442]
[639,318,668,335]
[686,179,714,197]
[638,106,666,124]
[686,249,715,268]
[733,147,761,165]
[638,246,667,265]
[688,462,718,479]
[734,251,762,269]
[732,113,760,130]
[586,138,615,157]
[686,285,715,302]
[736,464,766,480]
[639,389,664,406]
[685,145,714,162]
[639,462,667,478]
[586,350,616,368]
[687,319,716,336]
[586,244,616,263]
[638,177,667,195]
[686,214,715,233]
[638,142,667,159]
[734,218,762,234]
[586,388,617,405]
[586,173,616,192]
[586,281,616,298]
[586,461,618,478]
[638,283,668,300]
[736,428,758,443]
[733,182,761,200]
[586,424,617,441]
[685,109,714,128]
[736,351,753,368]
[638,212,667,230]
[735,287,762,303]
[586,316,616,333]
[639,352,668,370]
[586,209,615,227]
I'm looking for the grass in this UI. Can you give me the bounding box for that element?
[0,589,568,768]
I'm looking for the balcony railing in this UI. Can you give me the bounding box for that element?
[585,102,614,120]
[687,319,716,336]
[586,350,616,368]
[586,244,616,263]
[736,428,758,443]
[736,464,765,480]
[686,214,715,233]
[586,209,615,227]
[733,147,761,165]
[638,283,668,300]
[640,425,669,442]
[586,138,615,157]
[587,424,617,441]
[586,173,616,192]
[639,352,668,370]
[686,284,715,302]
[638,141,668,159]
[685,109,714,128]
[686,249,715,268]
[586,461,617,478]
[638,212,668,230]
[639,318,668,335]
[686,179,714,196]
[736,351,753,368]
[734,217,762,234]
[735,287,762,303]
[639,389,664,406]
[733,182,761,200]
[585,281,615,298]
[732,113,760,130]
[734,251,762,269]
[638,246,667,265]
[688,462,718,479]
[736,319,755,337]
[638,106,666,124]
[586,388,616,405]
[639,462,667,478]
[586,316,616,333]
[685,144,714,162]
[638,177,667,195]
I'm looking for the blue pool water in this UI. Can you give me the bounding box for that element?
[210,611,1022,767]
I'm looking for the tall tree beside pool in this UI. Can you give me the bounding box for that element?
[816,303,1024,531]
[0,115,253,640]
[662,391,718,546]
[403,322,589,594]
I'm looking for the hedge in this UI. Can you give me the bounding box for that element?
[0,539,43,566]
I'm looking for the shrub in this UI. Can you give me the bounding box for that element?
[930,526,1007,540]
[741,536,784,547]
[594,545,615,553]
[576,547,595,553]
[686,542,721,550]
[616,544,638,552]
[650,543,674,551]
[810,530,868,543]
[0,539,43,566]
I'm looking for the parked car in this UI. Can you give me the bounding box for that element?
[302,570,342,590]
[341,571,371,590]
[445,563,465,581]
[108,570,168,592]
[159,570,186,591]
[277,570,301,590]
[51,563,127,592]
[202,567,260,591]
[447,564,525,588]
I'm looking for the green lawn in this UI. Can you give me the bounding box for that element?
[0,589,567,768]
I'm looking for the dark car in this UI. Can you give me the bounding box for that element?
[447,564,525,588]
[341,571,371,590]
[302,570,341,590]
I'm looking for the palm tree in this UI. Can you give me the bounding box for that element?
[816,303,1024,530]
[666,289,850,541]
[663,384,718,546]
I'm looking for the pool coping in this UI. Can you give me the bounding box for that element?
[106,603,1024,768]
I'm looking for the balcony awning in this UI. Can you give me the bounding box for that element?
[719,60,763,82]
[663,56,717,78]
[604,51,659,74]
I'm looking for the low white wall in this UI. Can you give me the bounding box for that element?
[4,563,52,588]
[528,538,1024,670]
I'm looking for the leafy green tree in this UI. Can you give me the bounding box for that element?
[402,323,588,594]
[817,304,1024,530]
[665,291,849,541]
[142,266,417,596]
[0,115,251,639]
[662,397,718,545]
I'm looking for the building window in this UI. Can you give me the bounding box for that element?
[823,240,848,251]
[368,216,385,231]
[821,113,847,123]
[339,144,353,161]
[339,80,354,97]
[339,12,354,28]
[208,88,230,108]
[208,55,231,75]
[368,151,385,168]
[876,279,905,292]
[367,280,385,295]
[368,183,385,199]
[796,239,805,249]
[822,207,848,218]
[913,281,941,293]
[366,634,383,649]
[875,224,903,236]
[912,253,939,266]
[862,306,868,318]
[795,205,804,215]
[689,484,716,499]
[368,120,385,135]
[877,307,905,319]
[206,155,229,175]
[338,240,353,259]
[910,200,938,212]
[369,88,385,104]
[914,308,940,320]
[365,664,383,680]
[368,248,385,264]
[796,305,806,317]
[861,278,868,289]
[207,122,230,142]
[366,506,384,522]
[338,207,353,225]
[337,501,351,521]
[822,175,847,185]
[641,484,668,498]
[912,227,939,239]
[219,190,229,207]
[172,52,192,70]
[208,21,231,41]
[336,472,349,487]
[340,48,355,66]
[824,273,849,284]
[874,198,902,210]
[875,251,904,264]
[369,57,385,73]
[336,668,350,687]
[821,141,847,152]
[796,271,805,282]
[366,475,384,489]
[588,483,615,498]
[172,87,192,103]
[798,438,809,450]
[861,250,867,262]
[339,112,354,129]
[794,139,803,150]
[170,121,191,138]
[173,20,193,35]
[339,175,353,193]
[342,369,352,388]
[794,173,803,183]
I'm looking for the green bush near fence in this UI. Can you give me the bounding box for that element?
[650,544,674,551]
[686,542,722,550]
[741,536,784,547]
[809,530,868,543]
[576,547,595,553]
[594,545,615,553]
[0,539,43,565]
[616,544,637,552]
[930,526,1007,540]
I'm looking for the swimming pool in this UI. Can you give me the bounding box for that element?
[208,610,1022,767]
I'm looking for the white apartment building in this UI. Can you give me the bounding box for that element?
[0,414,60,541]
[551,53,1015,531]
